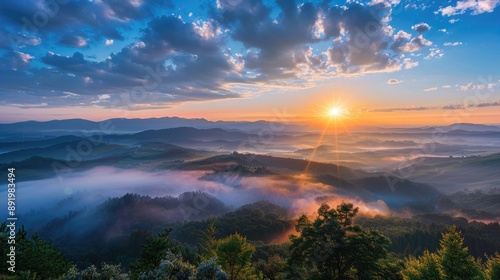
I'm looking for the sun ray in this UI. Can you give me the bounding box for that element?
[304,117,332,173]
[305,100,354,175]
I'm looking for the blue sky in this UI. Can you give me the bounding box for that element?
[0,0,499,124]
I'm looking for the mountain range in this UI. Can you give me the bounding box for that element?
[2,117,499,139]
[0,117,303,139]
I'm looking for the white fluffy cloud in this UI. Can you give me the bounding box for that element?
[411,22,431,33]
[438,0,500,16]
[459,82,493,91]
[403,58,419,69]
[392,35,432,53]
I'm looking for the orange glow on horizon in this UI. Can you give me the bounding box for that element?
[2,101,499,126]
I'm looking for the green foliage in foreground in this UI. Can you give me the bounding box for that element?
[2,202,500,280]
[439,225,484,280]
[486,253,500,280]
[287,202,394,280]
[216,233,255,280]
[62,263,127,280]
[0,224,72,279]
[401,225,500,280]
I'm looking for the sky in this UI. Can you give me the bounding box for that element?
[0,0,499,125]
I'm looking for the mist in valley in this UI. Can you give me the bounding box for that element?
[0,165,394,234]
[1,122,499,227]
[0,121,499,262]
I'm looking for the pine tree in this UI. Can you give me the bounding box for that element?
[403,251,443,280]
[486,253,500,280]
[216,233,255,280]
[438,225,485,280]
[200,218,219,261]
[1,224,72,278]
[131,228,178,277]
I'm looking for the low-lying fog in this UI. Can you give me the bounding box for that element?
[0,166,391,229]
[2,125,500,232]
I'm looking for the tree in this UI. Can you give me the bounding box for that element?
[200,218,219,261]
[62,263,127,280]
[17,233,72,279]
[0,224,72,279]
[257,254,287,280]
[139,251,195,280]
[402,251,443,280]
[402,225,488,280]
[486,253,500,280]
[377,255,405,280]
[349,229,393,279]
[216,233,255,280]
[131,228,179,277]
[287,202,391,280]
[438,225,485,280]
[195,258,229,280]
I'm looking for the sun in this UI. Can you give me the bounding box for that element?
[328,107,342,118]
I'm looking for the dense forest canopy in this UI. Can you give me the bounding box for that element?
[1,198,499,279]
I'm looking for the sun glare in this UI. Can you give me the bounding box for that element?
[329,107,342,118]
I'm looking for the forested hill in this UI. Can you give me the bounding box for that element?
[1,194,499,279]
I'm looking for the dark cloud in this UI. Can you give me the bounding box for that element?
[476,100,500,107]
[216,0,422,77]
[1,23,240,108]
[442,100,500,110]
[322,5,343,38]
[42,52,93,74]
[141,16,221,59]
[0,0,174,49]
[101,0,174,21]
[0,0,125,42]
[0,9,239,108]
[58,34,88,48]
[0,30,41,50]
[322,2,403,74]
[217,0,322,77]
[0,30,9,50]
[0,51,34,70]
[0,0,436,109]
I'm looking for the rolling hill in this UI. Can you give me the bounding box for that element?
[398,153,500,192]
